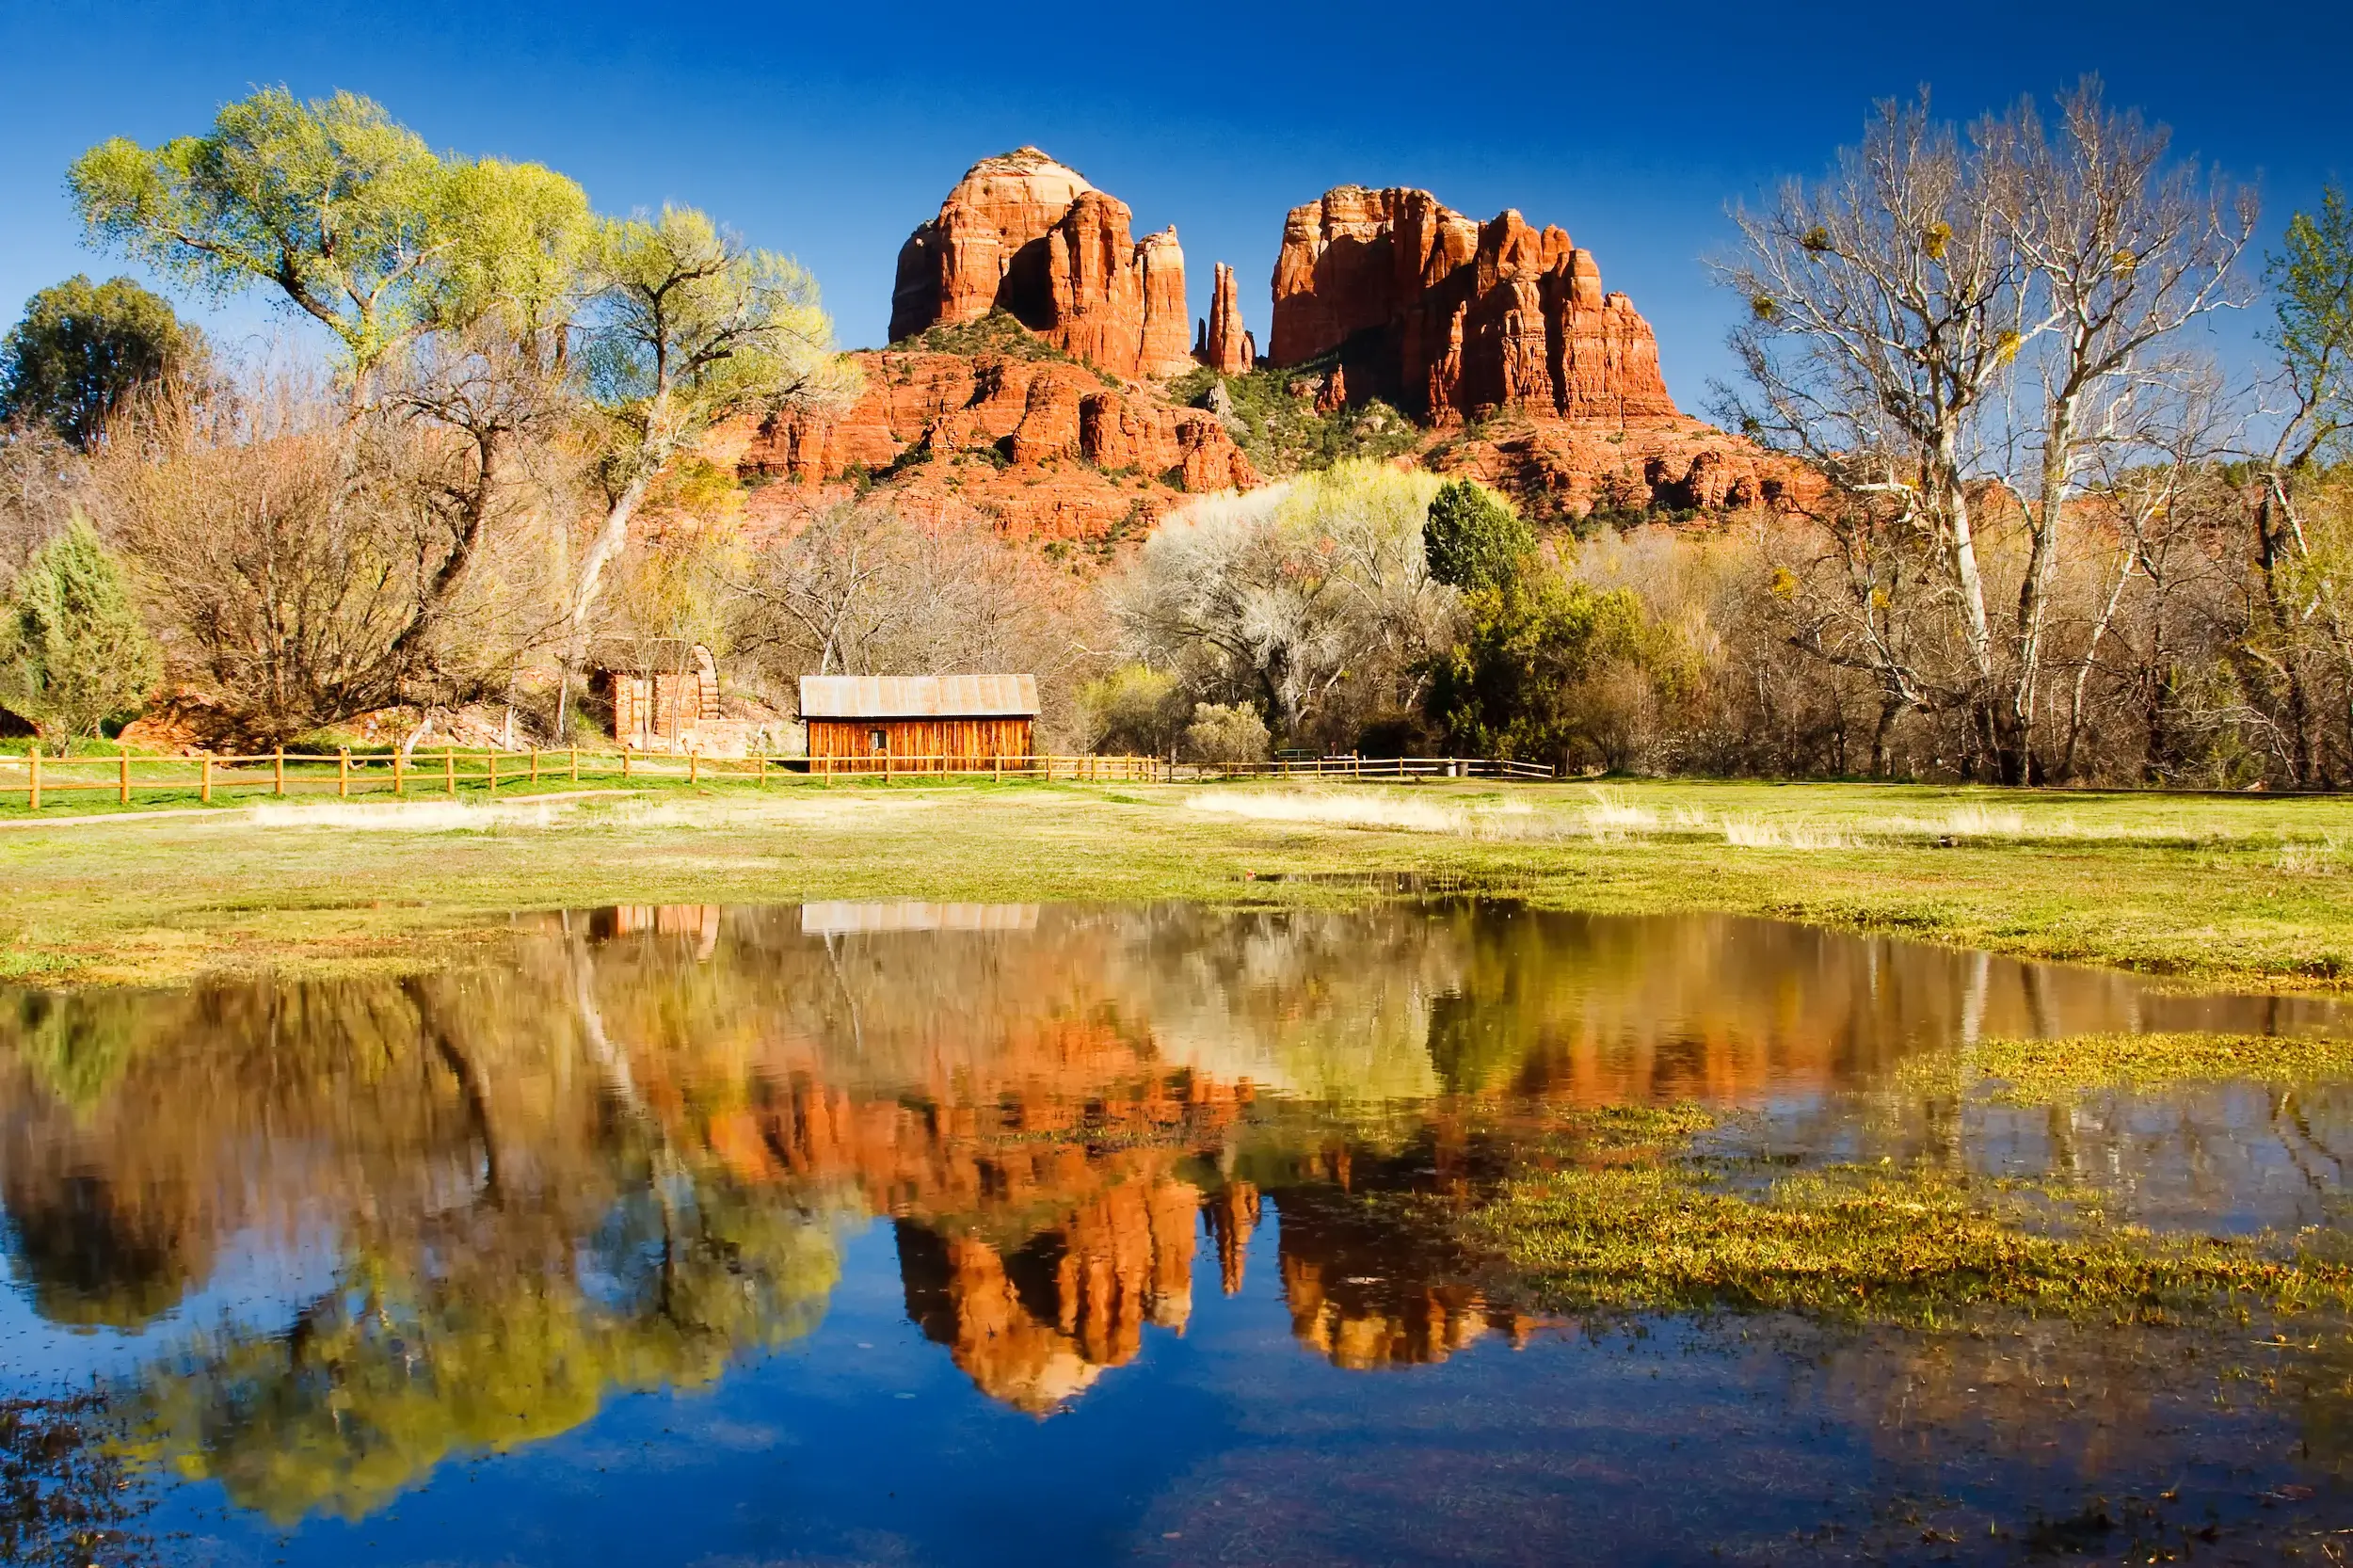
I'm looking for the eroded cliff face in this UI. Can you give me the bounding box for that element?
[721,157,1796,542]
[733,345,1257,542]
[1269,185,1678,426]
[888,148,1194,381]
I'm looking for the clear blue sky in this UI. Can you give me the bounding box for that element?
[3,0,2345,408]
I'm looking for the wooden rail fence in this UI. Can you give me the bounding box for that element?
[0,745,1555,809]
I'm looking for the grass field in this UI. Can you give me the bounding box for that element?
[3,774,2349,989]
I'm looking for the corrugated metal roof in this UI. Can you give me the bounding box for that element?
[798,674,1039,719]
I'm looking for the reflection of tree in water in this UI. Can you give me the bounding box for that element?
[0,947,850,1524]
[130,1172,840,1522]
[0,1170,207,1331]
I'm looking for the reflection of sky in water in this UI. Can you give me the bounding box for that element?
[0,903,2348,1564]
[116,1206,2353,1568]
[0,1221,338,1393]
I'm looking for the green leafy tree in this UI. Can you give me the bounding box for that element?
[69,88,452,387]
[69,88,592,397]
[1083,664,1187,756]
[2267,185,2353,471]
[1423,478,1533,591]
[2246,186,2353,781]
[1422,572,1685,769]
[0,275,200,450]
[72,90,599,729]
[0,511,159,753]
[562,206,848,718]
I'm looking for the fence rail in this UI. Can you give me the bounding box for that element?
[0,744,1555,809]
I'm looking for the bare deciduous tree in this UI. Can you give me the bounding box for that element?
[1716,83,2252,780]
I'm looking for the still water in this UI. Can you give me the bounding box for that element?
[3,904,2351,1565]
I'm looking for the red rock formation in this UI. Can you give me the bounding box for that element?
[1194,261,1253,376]
[889,148,1194,380]
[736,346,1256,540]
[1425,415,1810,523]
[1269,185,1679,424]
[1315,364,1348,415]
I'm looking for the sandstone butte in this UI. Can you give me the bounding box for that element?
[888,146,1193,380]
[730,147,1259,544]
[1270,184,1796,518]
[723,155,1798,546]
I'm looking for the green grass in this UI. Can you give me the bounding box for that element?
[1,775,2349,989]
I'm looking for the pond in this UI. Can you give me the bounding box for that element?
[3,903,2351,1565]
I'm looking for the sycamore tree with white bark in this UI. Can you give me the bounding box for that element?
[1714,79,2253,783]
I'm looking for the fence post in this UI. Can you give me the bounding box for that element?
[689,749,699,785]
[569,747,579,784]
[530,749,540,786]
[274,746,285,797]
[487,750,498,795]
[200,755,212,805]
[120,744,131,805]
[444,746,456,799]
[622,745,632,780]
[27,748,38,811]
[757,754,767,784]
[338,747,349,799]
[393,748,405,796]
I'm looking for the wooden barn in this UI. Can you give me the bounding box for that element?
[799,675,1038,772]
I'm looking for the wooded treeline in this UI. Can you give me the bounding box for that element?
[2,82,2349,785]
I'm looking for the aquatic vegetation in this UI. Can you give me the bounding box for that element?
[1899,1031,2353,1104]
[1465,1096,2353,1323]
[0,1393,154,1567]
[1470,1151,2353,1323]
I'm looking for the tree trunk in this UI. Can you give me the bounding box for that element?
[1935,439,2005,780]
[2254,482,2314,787]
[1871,691,1902,778]
[559,468,657,728]
[2009,392,2078,785]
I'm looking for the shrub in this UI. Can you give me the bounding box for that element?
[1082,664,1186,755]
[1183,701,1269,763]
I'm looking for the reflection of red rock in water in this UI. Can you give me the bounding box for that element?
[896,1174,1201,1415]
[1277,1219,1530,1370]
[1205,1180,1259,1295]
[1282,1254,1529,1371]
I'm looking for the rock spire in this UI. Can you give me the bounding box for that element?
[1193,261,1254,376]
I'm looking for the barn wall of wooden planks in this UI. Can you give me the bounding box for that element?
[806,716,1035,770]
